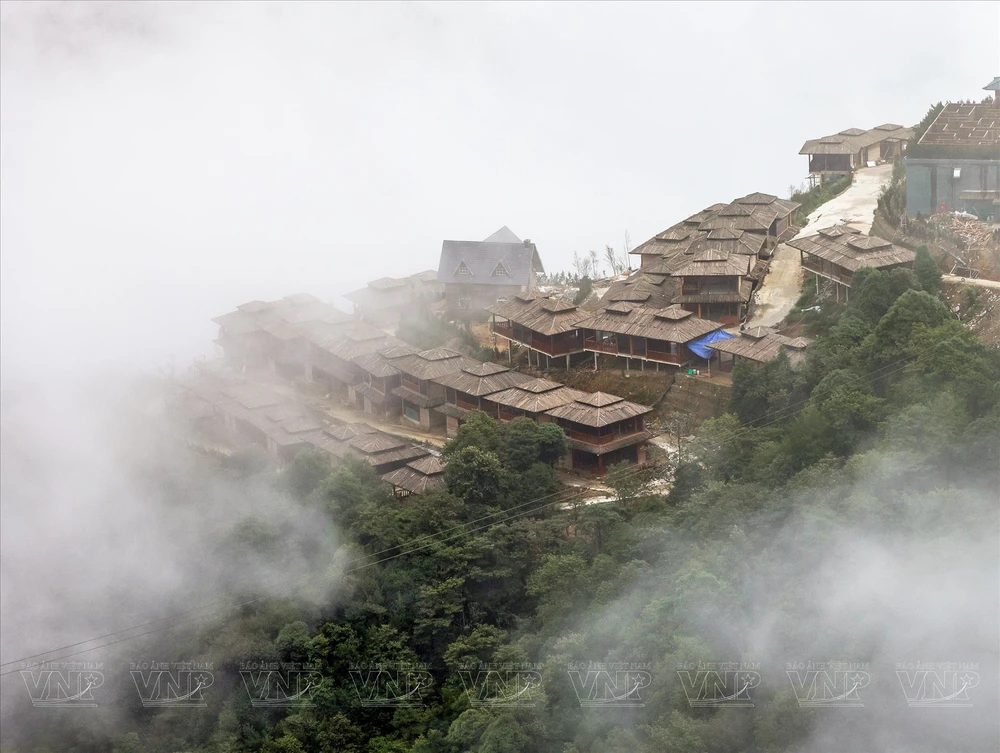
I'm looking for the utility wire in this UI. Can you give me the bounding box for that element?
[0,335,956,674]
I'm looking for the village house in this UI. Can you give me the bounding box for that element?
[628,204,726,270]
[390,347,481,429]
[481,377,587,423]
[697,193,801,249]
[787,226,916,301]
[542,392,652,474]
[800,124,913,181]
[348,344,419,420]
[600,268,680,310]
[573,303,725,370]
[671,250,754,323]
[345,270,443,328]
[309,322,406,397]
[437,226,544,319]
[382,455,447,499]
[432,362,532,437]
[213,294,351,376]
[195,382,326,464]
[301,422,430,475]
[710,326,812,372]
[622,198,792,325]
[905,81,1000,219]
[487,293,592,369]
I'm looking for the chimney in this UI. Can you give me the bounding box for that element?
[523,239,532,245]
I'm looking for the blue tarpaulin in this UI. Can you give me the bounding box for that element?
[688,329,736,359]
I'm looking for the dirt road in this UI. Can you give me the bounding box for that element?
[748,164,893,328]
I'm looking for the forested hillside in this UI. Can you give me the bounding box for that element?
[8,274,999,753]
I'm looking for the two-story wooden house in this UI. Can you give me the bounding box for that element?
[787,227,915,301]
[480,377,587,423]
[213,295,351,376]
[573,303,724,369]
[348,344,419,420]
[628,204,728,270]
[697,193,800,250]
[432,362,532,437]
[390,348,481,430]
[487,294,592,369]
[670,251,754,324]
[345,270,444,328]
[542,392,652,474]
[309,322,406,397]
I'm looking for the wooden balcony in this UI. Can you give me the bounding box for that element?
[646,350,685,365]
[802,259,852,285]
[585,339,686,365]
[529,337,580,356]
[492,322,516,339]
[584,338,619,354]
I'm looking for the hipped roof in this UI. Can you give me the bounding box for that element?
[711,330,812,365]
[573,304,722,343]
[800,124,914,155]
[545,392,652,427]
[433,363,532,396]
[487,294,588,335]
[484,379,587,414]
[788,227,915,272]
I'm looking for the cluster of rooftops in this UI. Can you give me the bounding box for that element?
[193,292,668,483]
[178,375,447,497]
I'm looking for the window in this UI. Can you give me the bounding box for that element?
[496,296,509,304]
[458,297,472,310]
[953,167,962,179]
[492,262,510,277]
[404,403,420,422]
[456,261,473,276]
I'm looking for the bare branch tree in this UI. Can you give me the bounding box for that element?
[604,244,621,276]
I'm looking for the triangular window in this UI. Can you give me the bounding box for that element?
[492,262,510,277]
[455,261,473,276]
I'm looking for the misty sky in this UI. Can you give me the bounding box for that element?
[1,1,997,381]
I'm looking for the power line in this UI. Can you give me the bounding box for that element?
[0,334,959,674]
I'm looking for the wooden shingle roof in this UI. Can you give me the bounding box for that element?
[381,455,446,495]
[711,330,812,365]
[573,304,722,343]
[485,379,587,414]
[487,295,588,335]
[800,124,914,155]
[788,228,915,272]
[545,392,652,427]
[433,363,532,396]
[391,348,481,380]
[672,252,753,278]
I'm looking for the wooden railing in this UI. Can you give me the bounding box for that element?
[584,338,619,354]
[530,337,580,356]
[646,350,684,365]
[802,259,852,284]
[492,322,515,339]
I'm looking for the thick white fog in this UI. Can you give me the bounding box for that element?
[1,1,997,381]
[0,3,998,748]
